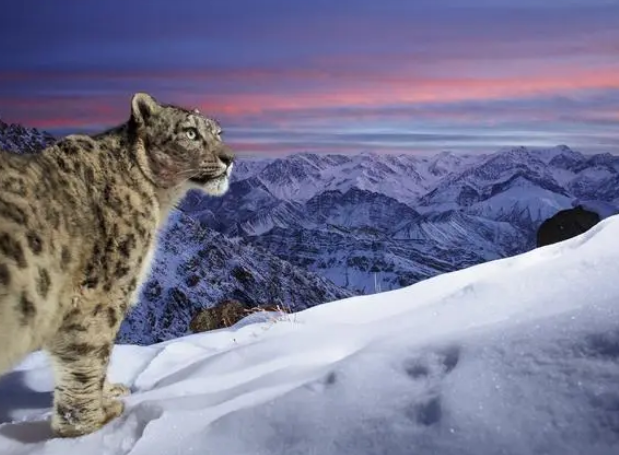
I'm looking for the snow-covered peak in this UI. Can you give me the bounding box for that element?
[229,157,274,182]
[0,118,55,154]
[241,151,482,204]
[494,144,582,164]
[426,150,483,177]
[305,187,421,231]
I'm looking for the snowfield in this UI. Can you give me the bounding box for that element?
[2,217,619,454]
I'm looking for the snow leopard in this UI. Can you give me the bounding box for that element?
[0,92,234,437]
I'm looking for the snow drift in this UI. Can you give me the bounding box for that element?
[2,215,619,455]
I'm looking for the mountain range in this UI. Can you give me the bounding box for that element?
[0,118,55,154]
[182,145,619,294]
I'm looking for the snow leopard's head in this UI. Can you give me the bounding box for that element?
[130,92,234,196]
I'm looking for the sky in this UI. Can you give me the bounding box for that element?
[0,0,617,156]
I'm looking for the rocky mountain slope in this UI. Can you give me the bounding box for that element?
[118,211,352,344]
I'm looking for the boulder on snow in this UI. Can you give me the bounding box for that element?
[189,299,248,333]
[536,205,601,247]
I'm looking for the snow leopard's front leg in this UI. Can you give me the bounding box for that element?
[45,296,129,438]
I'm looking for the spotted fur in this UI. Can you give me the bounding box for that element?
[0,93,234,437]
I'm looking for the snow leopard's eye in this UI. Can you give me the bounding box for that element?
[185,128,198,141]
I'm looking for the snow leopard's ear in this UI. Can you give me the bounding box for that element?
[131,92,161,125]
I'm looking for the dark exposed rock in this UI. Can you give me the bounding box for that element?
[188,300,292,333]
[189,299,247,332]
[537,206,601,248]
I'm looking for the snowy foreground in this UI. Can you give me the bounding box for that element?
[2,219,619,454]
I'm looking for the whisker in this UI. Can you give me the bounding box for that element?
[173,167,224,179]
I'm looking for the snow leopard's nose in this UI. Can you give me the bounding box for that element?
[217,145,235,168]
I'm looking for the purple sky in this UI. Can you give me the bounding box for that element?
[0,0,617,156]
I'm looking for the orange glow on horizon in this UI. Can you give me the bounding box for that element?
[2,66,617,133]
[190,68,619,117]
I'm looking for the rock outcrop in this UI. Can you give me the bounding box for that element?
[537,206,601,247]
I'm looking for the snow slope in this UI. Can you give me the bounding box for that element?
[2,216,619,454]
